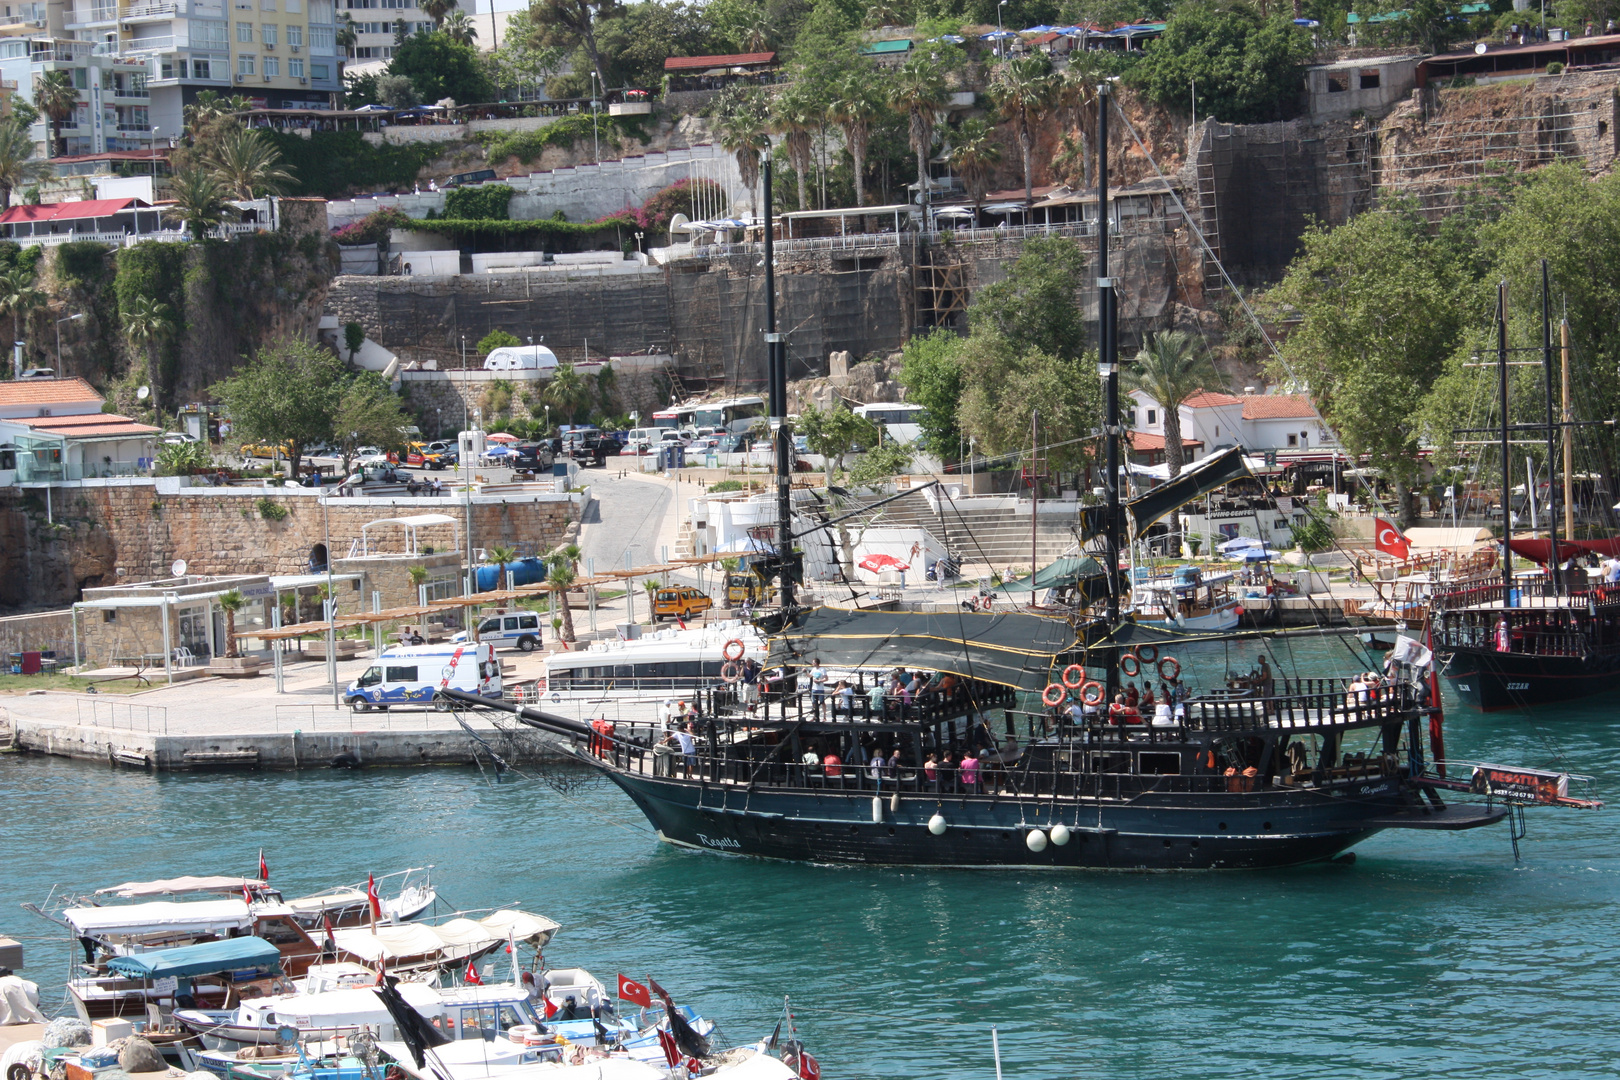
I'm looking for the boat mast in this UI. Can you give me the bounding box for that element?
[1541,259,1560,589]
[761,149,795,609]
[1562,318,1574,542]
[1498,281,1512,595]
[1098,83,1121,696]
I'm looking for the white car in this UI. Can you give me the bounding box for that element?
[159,432,198,445]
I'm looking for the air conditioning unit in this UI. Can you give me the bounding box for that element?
[262,72,271,80]
[289,43,299,51]
[299,76,307,84]
[264,41,274,48]
[234,73,244,82]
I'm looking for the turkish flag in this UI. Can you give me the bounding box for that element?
[464,957,482,985]
[366,874,382,921]
[655,1029,680,1068]
[617,974,651,1008]
[258,849,269,883]
[542,993,558,1019]
[1375,518,1410,561]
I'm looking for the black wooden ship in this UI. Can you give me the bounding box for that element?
[450,94,1599,869]
[1430,271,1620,710]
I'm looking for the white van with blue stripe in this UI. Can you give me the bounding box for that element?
[346,642,501,712]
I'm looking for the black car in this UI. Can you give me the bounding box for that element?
[511,442,556,471]
[569,434,623,466]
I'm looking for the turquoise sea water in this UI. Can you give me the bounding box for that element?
[3,638,1617,1079]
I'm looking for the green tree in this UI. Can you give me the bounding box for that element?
[520,0,625,100]
[208,127,296,199]
[217,589,246,658]
[122,296,177,408]
[847,438,914,489]
[898,328,965,460]
[34,70,78,158]
[344,321,366,362]
[1273,205,1468,525]
[0,265,42,371]
[156,439,212,476]
[949,118,1001,203]
[1125,331,1221,480]
[1129,3,1312,124]
[486,543,518,591]
[542,362,595,423]
[0,120,45,211]
[376,73,421,108]
[477,329,522,355]
[771,82,818,210]
[968,236,1090,360]
[388,31,492,105]
[442,9,478,43]
[829,68,886,208]
[165,168,232,241]
[331,371,410,476]
[210,339,347,479]
[798,400,880,483]
[546,548,578,642]
[715,85,771,203]
[990,55,1058,206]
[956,334,1104,474]
[419,0,458,28]
[889,55,947,205]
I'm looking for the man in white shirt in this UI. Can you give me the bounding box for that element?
[809,658,828,717]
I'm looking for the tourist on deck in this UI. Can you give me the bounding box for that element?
[1124,683,1140,709]
[1140,683,1156,709]
[1346,675,1369,708]
[822,749,843,778]
[675,723,697,777]
[868,747,887,785]
[835,679,854,717]
[809,658,828,716]
[959,748,980,792]
[652,732,676,776]
[923,752,938,783]
[741,658,761,714]
[866,679,885,719]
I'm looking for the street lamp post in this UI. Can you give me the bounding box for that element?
[997,0,1008,56]
[55,313,83,378]
[590,72,600,163]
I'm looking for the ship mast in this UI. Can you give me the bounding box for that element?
[1098,84,1121,698]
[1540,259,1560,589]
[1498,281,1512,595]
[761,148,795,609]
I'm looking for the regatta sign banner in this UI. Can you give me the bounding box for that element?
[1470,764,1569,803]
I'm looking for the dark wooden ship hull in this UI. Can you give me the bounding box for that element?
[596,764,1502,871]
[1440,645,1620,711]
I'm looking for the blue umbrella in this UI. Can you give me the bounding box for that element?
[1022,24,1054,33]
[484,445,514,457]
[981,29,1017,39]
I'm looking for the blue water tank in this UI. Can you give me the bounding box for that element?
[476,556,548,591]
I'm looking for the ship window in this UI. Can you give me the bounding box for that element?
[256,917,304,945]
[1139,751,1181,775]
[1089,751,1130,773]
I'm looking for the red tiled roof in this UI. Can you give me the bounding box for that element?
[1242,394,1318,420]
[1181,391,1244,408]
[13,413,158,438]
[0,377,102,408]
[1129,432,1202,452]
[664,52,776,71]
[0,198,144,224]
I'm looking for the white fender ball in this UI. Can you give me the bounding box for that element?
[1026,829,1048,853]
[1049,823,1072,846]
[928,814,947,835]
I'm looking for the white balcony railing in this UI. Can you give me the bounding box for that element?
[123,2,180,19]
[123,36,175,52]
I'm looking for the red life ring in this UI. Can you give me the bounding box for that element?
[722,638,746,661]
[1060,663,1086,689]
[1135,643,1159,663]
[1042,683,1067,707]
[1158,656,1181,681]
[799,1052,821,1080]
[720,661,741,683]
[1079,680,1105,706]
[1120,653,1141,677]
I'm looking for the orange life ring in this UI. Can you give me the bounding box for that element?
[1135,643,1159,663]
[1041,683,1067,707]
[1158,656,1181,681]
[1060,664,1086,689]
[720,661,741,683]
[1079,680,1105,706]
[1120,653,1141,677]
[722,638,746,661]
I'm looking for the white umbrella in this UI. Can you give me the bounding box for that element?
[1218,536,1264,554]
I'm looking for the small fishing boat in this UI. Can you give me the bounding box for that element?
[284,869,437,929]
[1132,566,1242,631]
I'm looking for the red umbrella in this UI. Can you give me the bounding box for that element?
[859,553,910,574]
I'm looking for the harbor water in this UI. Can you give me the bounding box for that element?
[3,639,1617,1079]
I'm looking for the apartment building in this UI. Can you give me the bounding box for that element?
[341,0,430,63]
[0,0,340,156]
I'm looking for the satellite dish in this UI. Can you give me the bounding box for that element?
[1475,42,1488,54]
[136,385,150,401]
[171,559,187,577]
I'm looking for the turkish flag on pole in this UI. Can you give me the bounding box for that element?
[617,974,652,1008]
[366,874,382,922]
[258,848,269,883]
[1375,518,1411,561]
[464,957,483,985]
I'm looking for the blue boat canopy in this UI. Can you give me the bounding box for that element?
[105,936,282,980]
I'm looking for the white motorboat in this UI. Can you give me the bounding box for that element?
[285,868,438,929]
[1132,566,1242,632]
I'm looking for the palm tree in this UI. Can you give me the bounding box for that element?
[407,564,430,603]
[990,56,1058,206]
[889,56,946,208]
[0,119,44,211]
[736,6,771,52]
[546,553,577,643]
[770,83,816,211]
[949,118,1001,203]
[122,295,174,406]
[217,589,246,658]
[166,167,231,240]
[35,70,79,159]
[418,0,457,29]
[716,89,769,208]
[864,0,905,27]
[208,127,294,200]
[541,363,594,424]
[184,90,250,134]
[0,266,42,371]
[486,543,518,590]
[442,10,477,44]
[830,72,885,208]
[1127,330,1222,554]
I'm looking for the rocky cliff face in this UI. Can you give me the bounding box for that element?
[0,492,118,612]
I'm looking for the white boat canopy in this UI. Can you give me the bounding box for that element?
[330,909,558,963]
[64,899,253,938]
[95,876,265,897]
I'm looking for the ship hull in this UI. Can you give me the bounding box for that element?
[597,768,1453,870]
[1440,647,1620,711]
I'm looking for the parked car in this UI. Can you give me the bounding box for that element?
[511,442,556,471]
[452,611,545,652]
[568,433,622,466]
[160,432,199,445]
[241,440,292,459]
[652,586,713,622]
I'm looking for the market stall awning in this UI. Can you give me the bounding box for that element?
[105,936,281,980]
[770,606,1079,693]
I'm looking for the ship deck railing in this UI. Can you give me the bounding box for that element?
[1431,577,1620,613]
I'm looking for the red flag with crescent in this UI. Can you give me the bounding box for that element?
[366,874,382,921]
[617,974,652,1008]
[258,849,269,883]
[464,957,482,985]
[1375,518,1410,561]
